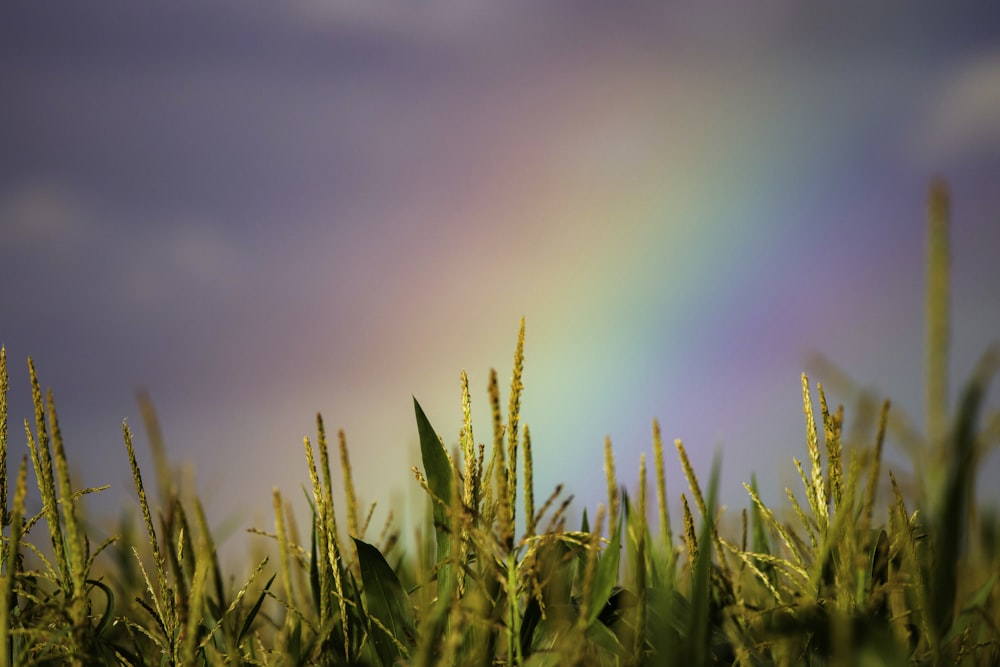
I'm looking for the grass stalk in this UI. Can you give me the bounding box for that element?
[675,439,706,523]
[27,360,70,590]
[47,388,89,660]
[0,457,27,667]
[523,425,534,540]
[652,420,673,575]
[123,420,176,657]
[273,488,294,624]
[302,435,330,625]
[506,317,525,537]
[631,453,648,666]
[0,347,7,528]
[489,369,513,551]
[817,382,844,512]
[460,370,476,519]
[0,180,993,664]
[862,399,891,529]
[801,374,829,529]
[338,428,360,539]
[925,178,950,451]
[604,436,618,539]
[316,417,351,661]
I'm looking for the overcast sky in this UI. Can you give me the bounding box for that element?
[2,2,999,553]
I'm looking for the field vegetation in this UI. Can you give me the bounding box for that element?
[0,181,997,665]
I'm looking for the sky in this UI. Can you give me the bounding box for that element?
[2,2,999,554]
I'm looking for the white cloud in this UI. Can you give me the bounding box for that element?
[0,183,86,244]
[911,52,1000,165]
[115,221,242,309]
[166,224,240,286]
[288,0,522,43]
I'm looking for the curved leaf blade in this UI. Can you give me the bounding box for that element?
[413,398,453,590]
[588,502,623,627]
[354,537,415,666]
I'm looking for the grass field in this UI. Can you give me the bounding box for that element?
[0,181,997,665]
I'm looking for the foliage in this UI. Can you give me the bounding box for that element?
[0,181,997,665]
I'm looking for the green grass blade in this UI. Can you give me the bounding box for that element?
[413,398,453,593]
[925,179,950,451]
[354,537,415,666]
[309,517,321,615]
[748,474,776,587]
[86,578,117,638]
[0,457,28,667]
[942,572,998,647]
[929,348,996,639]
[587,503,623,627]
[237,573,275,646]
[689,454,721,667]
[0,347,7,529]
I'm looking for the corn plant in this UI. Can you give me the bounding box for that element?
[0,179,996,665]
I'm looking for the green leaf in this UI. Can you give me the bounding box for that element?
[930,351,995,637]
[749,474,775,587]
[525,650,567,667]
[413,397,453,593]
[962,572,997,613]
[645,586,687,656]
[85,578,116,638]
[689,454,721,667]
[588,502,623,627]
[286,617,303,661]
[309,520,320,613]
[586,618,627,658]
[866,529,889,591]
[520,595,542,657]
[237,573,275,646]
[354,537,415,667]
[943,573,998,645]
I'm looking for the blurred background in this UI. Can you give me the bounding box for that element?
[2,2,999,553]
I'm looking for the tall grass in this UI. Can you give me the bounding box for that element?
[0,180,996,665]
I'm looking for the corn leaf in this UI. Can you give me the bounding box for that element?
[354,537,415,666]
[413,397,453,594]
[587,502,623,627]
